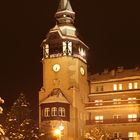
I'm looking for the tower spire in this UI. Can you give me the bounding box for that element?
[57,0,73,12]
[55,0,75,25]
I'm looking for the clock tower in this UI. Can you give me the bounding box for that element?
[39,0,89,140]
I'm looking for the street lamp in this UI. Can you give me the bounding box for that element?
[54,124,64,140]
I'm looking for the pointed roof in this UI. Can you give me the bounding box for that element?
[57,0,73,12]
[41,88,70,104]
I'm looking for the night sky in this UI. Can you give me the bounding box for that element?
[0,0,140,117]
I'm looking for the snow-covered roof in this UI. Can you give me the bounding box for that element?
[42,88,69,104]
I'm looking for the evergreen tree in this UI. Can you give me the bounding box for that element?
[0,97,5,139]
[20,119,40,139]
[5,93,41,139]
[0,97,4,114]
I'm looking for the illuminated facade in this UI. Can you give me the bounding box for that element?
[86,67,140,139]
[39,0,140,140]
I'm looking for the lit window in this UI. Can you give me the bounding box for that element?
[63,41,72,55]
[63,41,67,55]
[43,44,49,58]
[95,116,103,122]
[68,41,72,55]
[51,107,57,116]
[118,84,122,90]
[128,114,137,121]
[134,82,138,89]
[44,108,50,117]
[129,83,133,89]
[128,97,136,103]
[95,100,103,106]
[58,107,65,117]
[113,84,117,91]
[113,99,121,104]
[128,132,137,138]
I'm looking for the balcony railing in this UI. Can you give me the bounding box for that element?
[85,100,140,108]
[86,118,140,125]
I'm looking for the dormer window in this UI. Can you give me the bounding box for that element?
[63,41,72,56]
[43,44,49,58]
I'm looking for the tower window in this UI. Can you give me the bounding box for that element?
[58,107,65,117]
[43,44,49,58]
[63,41,67,55]
[62,41,72,56]
[68,41,72,55]
[44,108,50,117]
[51,107,57,116]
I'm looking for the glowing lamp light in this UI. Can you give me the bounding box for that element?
[80,50,86,57]
[79,48,86,57]
[59,125,64,131]
[54,129,61,136]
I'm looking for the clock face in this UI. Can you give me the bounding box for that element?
[80,66,85,75]
[53,64,61,72]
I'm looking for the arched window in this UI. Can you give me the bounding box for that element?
[58,107,65,117]
[51,107,57,116]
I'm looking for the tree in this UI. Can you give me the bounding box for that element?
[19,119,40,139]
[0,97,4,114]
[0,97,5,139]
[4,93,41,139]
[85,125,111,140]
